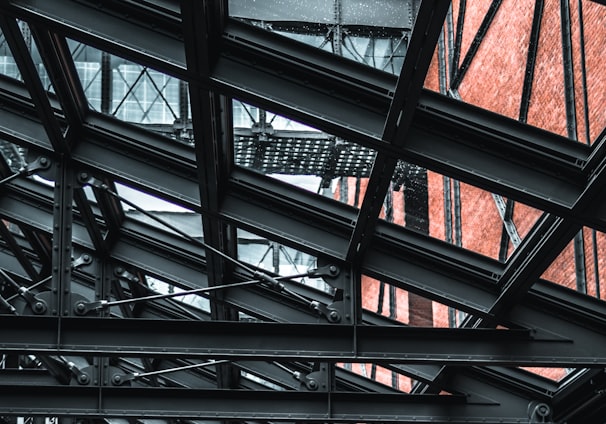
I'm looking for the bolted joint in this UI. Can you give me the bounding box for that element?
[77,172,106,190]
[22,156,52,176]
[305,379,319,391]
[114,267,139,283]
[310,301,342,323]
[77,373,90,385]
[32,300,47,315]
[528,401,552,423]
[72,253,93,270]
[73,299,108,315]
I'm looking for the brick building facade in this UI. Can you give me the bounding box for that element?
[355,0,606,388]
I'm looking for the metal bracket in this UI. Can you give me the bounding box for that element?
[310,300,343,323]
[66,361,90,385]
[527,401,552,423]
[76,172,104,189]
[111,373,137,386]
[73,299,109,315]
[309,264,340,279]
[22,156,51,175]
[293,369,327,391]
[72,253,93,270]
[114,266,140,283]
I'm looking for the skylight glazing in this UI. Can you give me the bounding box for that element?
[233,100,377,203]
[362,274,466,328]
[237,228,331,293]
[381,161,543,262]
[541,226,606,301]
[424,0,606,144]
[0,26,20,81]
[229,0,418,74]
[68,40,192,142]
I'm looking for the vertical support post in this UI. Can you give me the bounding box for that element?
[560,0,587,292]
[403,164,432,326]
[100,51,111,114]
[51,159,73,317]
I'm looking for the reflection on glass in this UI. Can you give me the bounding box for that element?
[146,275,210,313]
[18,21,56,94]
[0,26,21,81]
[362,274,462,328]
[542,227,606,302]
[116,182,203,238]
[236,228,331,293]
[380,161,543,262]
[337,362,411,393]
[68,40,192,142]
[424,1,606,144]
[518,367,572,382]
[0,139,26,172]
[233,100,376,203]
[229,0,417,74]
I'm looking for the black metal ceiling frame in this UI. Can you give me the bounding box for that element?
[0,0,604,422]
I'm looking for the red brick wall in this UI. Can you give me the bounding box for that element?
[354,0,606,388]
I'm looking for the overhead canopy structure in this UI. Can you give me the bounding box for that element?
[0,1,605,423]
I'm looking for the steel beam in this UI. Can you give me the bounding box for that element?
[0,41,603,227]
[3,0,187,78]
[0,315,601,365]
[0,16,68,154]
[0,385,540,423]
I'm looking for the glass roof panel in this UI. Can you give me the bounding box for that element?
[424,0,606,144]
[116,182,203,238]
[237,227,330,293]
[337,362,412,393]
[541,227,605,301]
[233,100,377,204]
[18,21,56,94]
[381,161,543,262]
[362,274,466,328]
[518,367,572,383]
[0,26,21,81]
[68,40,192,143]
[229,0,418,74]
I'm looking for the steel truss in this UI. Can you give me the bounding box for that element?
[0,0,604,423]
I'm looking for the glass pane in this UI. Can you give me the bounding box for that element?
[542,227,605,301]
[380,161,543,262]
[424,1,606,144]
[518,367,573,382]
[229,0,418,74]
[0,26,21,80]
[362,275,464,327]
[68,40,192,143]
[146,275,210,313]
[18,21,56,94]
[0,139,27,172]
[116,182,203,238]
[233,100,377,204]
[237,228,330,293]
[337,363,411,392]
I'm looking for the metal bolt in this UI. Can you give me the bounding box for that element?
[32,301,46,314]
[329,265,338,275]
[75,302,86,314]
[39,157,48,166]
[306,379,318,390]
[77,374,90,385]
[328,310,341,322]
[112,375,122,385]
